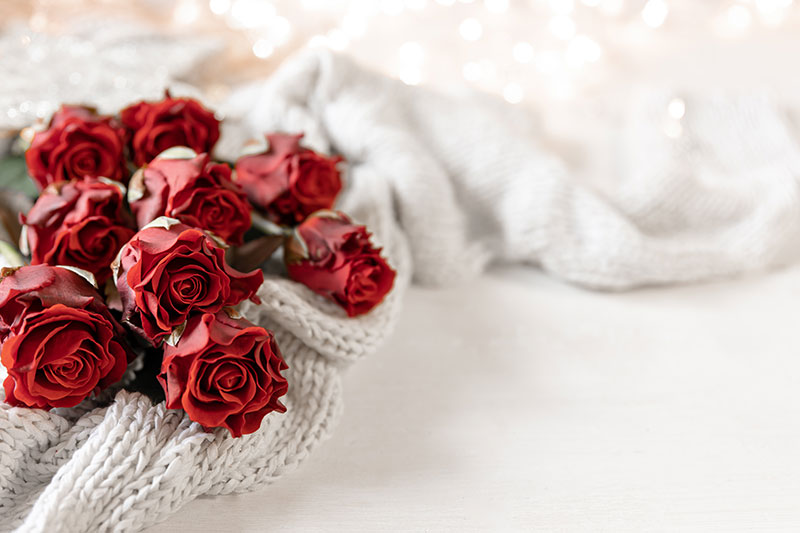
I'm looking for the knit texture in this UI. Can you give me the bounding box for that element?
[4,49,800,532]
[220,51,800,289]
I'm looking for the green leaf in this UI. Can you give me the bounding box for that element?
[0,155,37,198]
[251,211,291,237]
[228,234,285,272]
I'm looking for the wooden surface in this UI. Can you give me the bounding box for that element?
[146,264,800,532]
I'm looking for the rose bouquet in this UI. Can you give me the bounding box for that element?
[0,93,396,437]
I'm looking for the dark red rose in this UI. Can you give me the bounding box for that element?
[234,133,343,226]
[24,105,128,190]
[121,94,220,167]
[0,264,131,409]
[114,218,263,345]
[21,178,135,284]
[158,311,288,437]
[285,211,395,317]
[129,149,251,245]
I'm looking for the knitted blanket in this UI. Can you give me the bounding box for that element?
[3,49,800,532]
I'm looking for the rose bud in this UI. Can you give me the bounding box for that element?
[0,264,132,409]
[121,93,220,167]
[158,311,288,438]
[21,178,135,284]
[113,217,263,345]
[285,211,396,317]
[129,148,251,245]
[25,105,128,190]
[234,133,343,227]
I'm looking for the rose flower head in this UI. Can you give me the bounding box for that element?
[129,147,251,245]
[0,264,132,409]
[234,133,343,227]
[121,92,220,167]
[25,105,128,190]
[285,211,396,317]
[159,311,288,437]
[21,178,135,284]
[113,217,263,346]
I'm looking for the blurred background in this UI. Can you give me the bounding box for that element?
[2,0,800,140]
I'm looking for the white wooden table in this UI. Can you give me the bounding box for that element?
[146,264,800,532]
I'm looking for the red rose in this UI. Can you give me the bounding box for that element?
[25,105,128,190]
[234,133,343,226]
[158,311,288,437]
[121,94,220,167]
[285,211,395,317]
[114,218,263,345]
[0,265,131,409]
[129,149,251,245]
[22,178,135,284]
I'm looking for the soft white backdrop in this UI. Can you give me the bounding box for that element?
[147,264,800,532]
